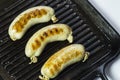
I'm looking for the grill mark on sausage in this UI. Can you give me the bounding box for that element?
[25,13,31,20]
[40,9,47,15]
[49,29,54,35]
[60,28,63,32]
[31,27,63,50]
[20,17,26,27]
[12,9,47,32]
[54,28,58,32]
[50,68,55,76]
[48,28,63,36]
[30,11,35,18]
[43,32,48,37]
[35,39,41,46]
[40,36,44,41]
[13,22,22,32]
[32,43,36,50]
[75,51,81,57]
[43,51,81,77]
[56,51,80,66]
[32,39,41,50]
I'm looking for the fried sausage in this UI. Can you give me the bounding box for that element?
[25,24,73,64]
[39,44,89,80]
[8,6,58,41]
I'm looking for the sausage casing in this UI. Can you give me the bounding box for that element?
[8,6,58,41]
[25,24,73,64]
[39,44,89,80]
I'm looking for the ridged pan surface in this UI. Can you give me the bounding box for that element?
[0,0,112,80]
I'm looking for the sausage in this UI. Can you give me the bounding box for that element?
[25,24,73,64]
[39,44,89,80]
[8,6,58,41]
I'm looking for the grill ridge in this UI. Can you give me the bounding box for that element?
[0,0,110,80]
[0,0,26,17]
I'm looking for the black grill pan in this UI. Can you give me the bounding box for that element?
[0,0,120,80]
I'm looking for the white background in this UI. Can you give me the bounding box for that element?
[89,0,120,35]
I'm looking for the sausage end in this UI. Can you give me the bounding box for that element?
[82,52,89,62]
[51,15,58,23]
[67,33,73,43]
[29,56,38,64]
[39,75,49,80]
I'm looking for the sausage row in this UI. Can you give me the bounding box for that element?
[8,6,89,80]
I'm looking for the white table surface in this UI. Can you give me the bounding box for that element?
[89,0,120,35]
[88,0,120,80]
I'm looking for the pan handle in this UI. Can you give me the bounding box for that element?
[99,72,108,80]
[97,65,108,80]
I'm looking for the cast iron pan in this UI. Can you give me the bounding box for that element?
[0,0,120,80]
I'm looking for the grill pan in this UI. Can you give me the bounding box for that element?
[0,0,120,80]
